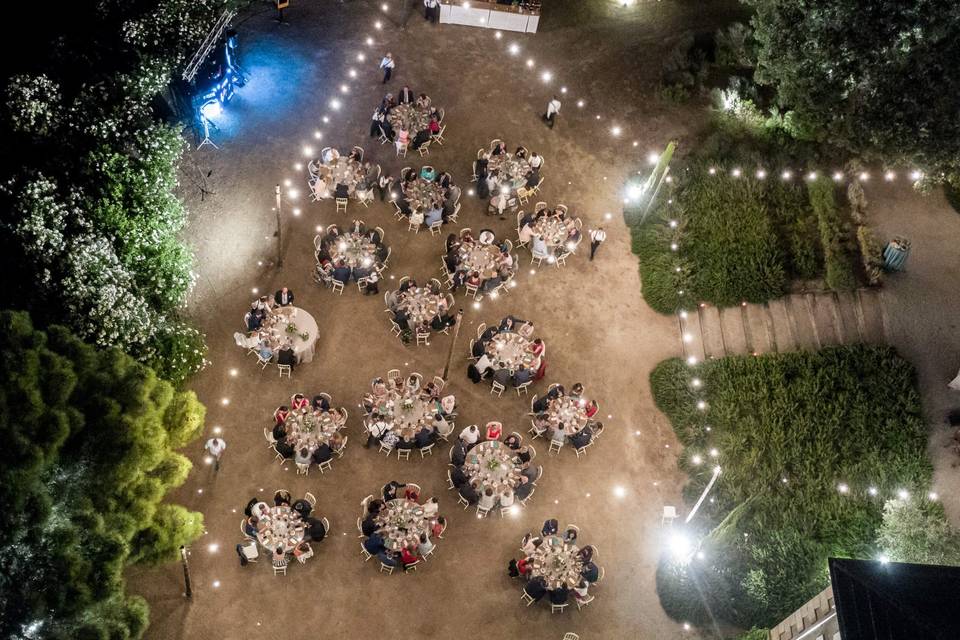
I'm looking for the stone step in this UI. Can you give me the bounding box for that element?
[767,298,797,352]
[744,304,775,354]
[809,292,842,346]
[856,288,887,343]
[834,290,863,343]
[719,306,749,355]
[698,305,726,358]
[679,311,706,363]
[785,294,820,351]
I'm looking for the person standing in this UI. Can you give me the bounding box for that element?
[424,0,440,22]
[543,95,561,128]
[589,226,606,261]
[204,436,227,471]
[379,52,395,84]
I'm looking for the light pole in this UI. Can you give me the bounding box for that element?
[180,545,192,598]
[441,309,464,381]
[274,184,284,268]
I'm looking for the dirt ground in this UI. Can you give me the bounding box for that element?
[129,2,745,639]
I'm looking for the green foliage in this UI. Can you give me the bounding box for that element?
[746,0,960,183]
[877,498,960,566]
[0,311,205,640]
[809,180,857,290]
[737,629,771,640]
[0,1,223,384]
[650,346,931,628]
[714,23,756,69]
[945,183,960,215]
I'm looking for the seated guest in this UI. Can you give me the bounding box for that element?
[503,434,521,450]
[332,261,352,283]
[244,308,262,331]
[549,585,570,606]
[416,93,431,108]
[398,85,414,104]
[478,487,497,511]
[382,480,406,501]
[500,489,515,509]
[429,117,441,135]
[524,168,540,189]
[485,421,503,441]
[492,366,512,388]
[528,338,545,357]
[274,287,295,306]
[293,541,313,561]
[542,518,559,536]
[570,382,585,398]
[377,550,399,567]
[470,337,487,358]
[563,527,578,545]
[396,434,415,451]
[451,465,470,488]
[433,413,454,439]
[414,426,435,449]
[573,580,591,601]
[424,204,444,226]
[365,416,389,448]
[577,545,594,563]
[581,561,600,583]
[520,461,538,483]
[291,393,309,410]
[459,424,480,446]
[395,127,410,152]
[292,498,312,518]
[432,515,446,538]
[363,532,386,555]
[305,516,327,542]
[275,439,294,458]
[274,405,290,424]
[512,366,533,387]
[312,394,330,411]
[277,344,296,368]
[517,446,533,464]
[311,442,333,465]
[585,400,600,419]
[272,547,289,570]
[531,234,550,258]
[362,513,379,536]
[451,440,467,466]
[411,128,431,150]
[521,533,542,556]
[423,496,440,516]
[525,576,548,602]
[243,516,259,538]
[257,340,274,362]
[400,545,419,571]
[570,424,593,449]
[274,490,292,507]
[418,533,434,557]
[475,351,496,378]
[272,421,288,441]
[367,498,385,515]
[460,480,480,505]
[515,475,534,500]
[529,152,543,169]
[491,141,506,156]
[480,324,500,342]
[294,447,312,467]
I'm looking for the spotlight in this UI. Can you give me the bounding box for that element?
[541,71,552,82]
[494,31,502,39]
[509,43,520,55]
[577,99,585,108]
[330,99,342,110]
[526,58,535,68]
[668,531,693,562]
[302,146,313,157]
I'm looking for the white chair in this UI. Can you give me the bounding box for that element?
[563,634,581,640]
[575,445,589,459]
[548,439,564,455]
[395,142,408,158]
[521,589,536,606]
[662,505,678,526]
[263,428,277,446]
[528,419,545,440]
[256,353,271,370]
[446,468,455,490]
[331,279,345,295]
[405,559,421,572]
[576,595,595,611]
[379,561,395,574]
[296,461,310,475]
[419,443,435,458]
[336,197,348,213]
[396,448,411,461]
[515,381,531,396]
[551,603,568,614]
[296,543,314,564]
[428,220,443,236]
[476,504,491,518]
[273,563,287,576]
[416,331,430,346]
[318,458,333,473]
[418,140,431,157]
[432,124,446,145]
[378,441,393,456]
[278,364,291,379]
[360,542,373,562]
[491,381,506,397]
[433,376,446,391]
[304,492,317,507]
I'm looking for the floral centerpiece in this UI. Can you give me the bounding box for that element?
[487,458,501,471]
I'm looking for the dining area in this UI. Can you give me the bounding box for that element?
[307,145,380,212]
[391,165,461,234]
[516,202,583,267]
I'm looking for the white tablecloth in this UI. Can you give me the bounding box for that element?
[272,306,319,363]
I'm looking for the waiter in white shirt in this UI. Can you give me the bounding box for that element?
[204,437,227,471]
[589,227,606,261]
[379,52,395,84]
[424,0,440,23]
[544,95,561,129]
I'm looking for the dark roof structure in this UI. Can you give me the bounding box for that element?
[829,557,960,640]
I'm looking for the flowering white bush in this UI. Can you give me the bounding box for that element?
[5,74,61,136]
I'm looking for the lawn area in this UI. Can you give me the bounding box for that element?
[650,345,931,628]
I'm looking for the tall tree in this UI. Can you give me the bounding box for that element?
[0,311,205,640]
[746,0,960,181]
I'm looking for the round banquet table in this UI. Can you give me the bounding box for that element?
[397,287,443,328]
[459,242,501,280]
[257,504,306,552]
[404,177,445,212]
[530,535,585,590]
[371,388,439,437]
[544,396,590,436]
[284,406,345,453]
[374,498,434,551]
[490,332,540,371]
[463,440,521,500]
[388,103,432,134]
[488,153,531,187]
[264,306,319,363]
[331,232,378,269]
[533,216,571,251]
[313,156,363,199]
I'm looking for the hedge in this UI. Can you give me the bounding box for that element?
[808,179,857,290]
[651,345,930,628]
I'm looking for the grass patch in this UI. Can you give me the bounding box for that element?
[651,346,930,628]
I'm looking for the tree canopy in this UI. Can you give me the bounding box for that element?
[746,0,960,181]
[0,310,205,640]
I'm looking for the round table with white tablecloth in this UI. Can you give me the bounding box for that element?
[283,405,346,453]
[490,331,540,372]
[487,152,531,189]
[532,216,573,251]
[462,440,522,501]
[403,176,446,213]
[256,504,306,552]
[330,232,378,270]
[387,103,432,134]
[458,241,502,280]
[374,498,436,551]
[261,306,319,363]
[530,535,584,590]
[396,286,445,328]
[544,395,590,437]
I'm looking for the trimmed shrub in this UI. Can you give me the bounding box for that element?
[809,179,857,290]
[651,346,931,628]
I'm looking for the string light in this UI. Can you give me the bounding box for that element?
[731,168,741,178]
[541,71,552,82]
[526,58,535,68]
[509,43,520,55]
[756,169,766,179]
[884,170,895,181]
